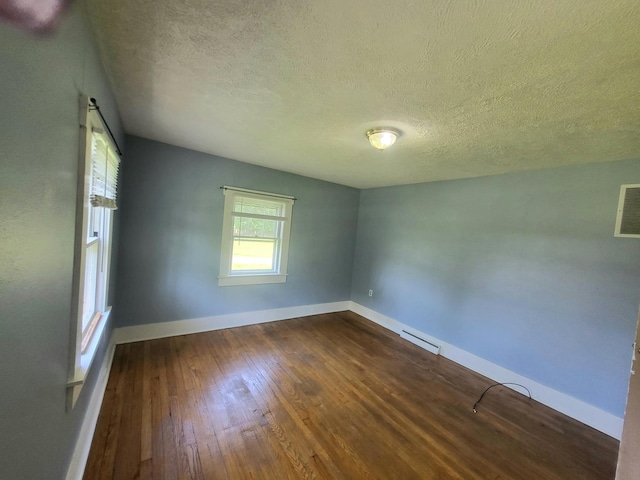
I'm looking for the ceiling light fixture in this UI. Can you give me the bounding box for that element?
[366,128,399,150]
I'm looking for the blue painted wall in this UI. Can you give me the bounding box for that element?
[351,159,640,416]
[0,3,123,478]
[118,135,640,418]
[115,136,360,327]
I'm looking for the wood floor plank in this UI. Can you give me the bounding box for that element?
[84,312,619,480]
[140,342,153,464]
[93,344,130,480]
[113,341,143,480]
[232,333,347,479]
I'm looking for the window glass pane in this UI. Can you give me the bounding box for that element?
[233,196,284,217]
[101,210,112,274]
[82,242,99,331]
[231,238,276,271]
[233,216,280,239]
[88,205,103,241]
[87,205,95,242]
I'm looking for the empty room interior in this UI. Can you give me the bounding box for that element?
[2,1,640,479]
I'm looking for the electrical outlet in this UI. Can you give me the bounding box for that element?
[368,289,373,297]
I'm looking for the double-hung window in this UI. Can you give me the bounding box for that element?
[219,187,294,286]
[67,96,120,408]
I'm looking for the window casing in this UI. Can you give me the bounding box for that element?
[219,187,294,286]
[67,96,120,408]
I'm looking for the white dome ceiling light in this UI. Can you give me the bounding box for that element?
[366,128,400,150]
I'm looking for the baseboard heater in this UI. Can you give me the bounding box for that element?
[400,330,441,355]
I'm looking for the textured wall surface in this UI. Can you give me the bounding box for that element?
[89,0,640,188]
[115,136,359,327]
[351,159,640,416]
[0,2,123,478]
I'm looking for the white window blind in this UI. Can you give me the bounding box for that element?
[90,132,119,209]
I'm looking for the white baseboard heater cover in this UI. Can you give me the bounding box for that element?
[400,330,441,355]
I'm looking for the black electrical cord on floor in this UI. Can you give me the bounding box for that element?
[472,382,532,413]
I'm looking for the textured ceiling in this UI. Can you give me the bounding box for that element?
[88,0,640,188]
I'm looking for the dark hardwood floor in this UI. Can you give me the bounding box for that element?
[84,311,619,479]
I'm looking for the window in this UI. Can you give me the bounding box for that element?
[67,96,120,408]
[219,187,295,286]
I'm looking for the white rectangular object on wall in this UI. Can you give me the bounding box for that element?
[615,184,640,238]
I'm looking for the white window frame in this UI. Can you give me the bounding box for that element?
[218,187,294,286]
[67,95,119,409]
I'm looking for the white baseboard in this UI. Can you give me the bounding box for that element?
[65,335,116,480]
[112,301,351,344]
[348,301,624,440]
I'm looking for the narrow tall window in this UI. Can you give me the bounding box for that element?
[219,187,294,286]
[67,96,120,408]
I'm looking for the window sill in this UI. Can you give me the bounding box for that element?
[66,308,110,408]
[218,273,287,286]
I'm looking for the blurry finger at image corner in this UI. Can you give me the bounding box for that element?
[0,0,70,33]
